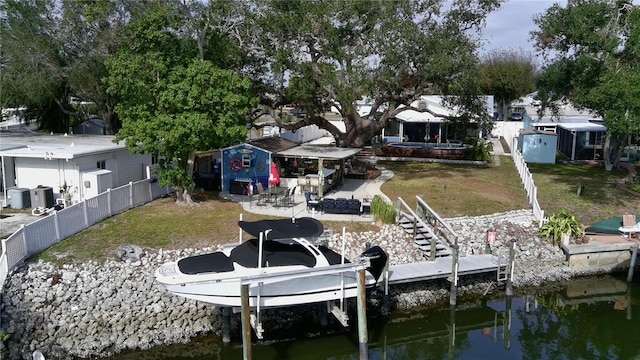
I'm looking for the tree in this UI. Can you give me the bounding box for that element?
[532,0,640,168]
[238,0,501,147]
[0,0,150,134]
[479,49,538,121]
[106,3,258,204]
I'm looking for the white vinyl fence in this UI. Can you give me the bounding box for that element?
[511,137,546,225]
[0,179,172,290]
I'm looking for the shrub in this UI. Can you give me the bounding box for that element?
[538,209,585,246]
[371,195,397,224]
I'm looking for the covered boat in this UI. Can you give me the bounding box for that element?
[154,217,388,309]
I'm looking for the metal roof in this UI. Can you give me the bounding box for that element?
[557,123,606,132]
[276,145,361,160]
[246,136,299,153]
[0,132,124,159]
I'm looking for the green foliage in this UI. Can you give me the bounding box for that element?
[480,49,538,121]
[538,209,585,246]
[370,195,397,224]
[106,5,258,199]
[241,0,501,147]
[533,1,640,165]
[463,136,492,161]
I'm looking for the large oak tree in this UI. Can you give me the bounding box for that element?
[239,0,502,147]
[532,0,640,168]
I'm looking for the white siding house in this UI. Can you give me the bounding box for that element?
[0,132,153,207]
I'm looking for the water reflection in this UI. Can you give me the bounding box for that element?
[103,276,640,360]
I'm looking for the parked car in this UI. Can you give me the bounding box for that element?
[290,108,307,118]
[509,112,523,121]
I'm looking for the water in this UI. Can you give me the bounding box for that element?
[106,275,640,360]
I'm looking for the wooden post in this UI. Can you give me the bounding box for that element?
[356,269,368,360]
[222,307,231,343]
[241,284,252,360]
[506,238,516,296]
[627,242,638,282]
[449,244,459,306]
[381,260,390,316]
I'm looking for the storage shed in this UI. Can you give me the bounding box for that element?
[221,137,298,195]
[518,129,558,164]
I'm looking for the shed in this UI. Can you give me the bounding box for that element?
[72,118,106,135]
[0,132,154,206]
[518,130,558,164]
[221,137,298,195]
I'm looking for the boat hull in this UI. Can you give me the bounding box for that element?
[161,271,376,308]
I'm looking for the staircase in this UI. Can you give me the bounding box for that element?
[397,212,452,260]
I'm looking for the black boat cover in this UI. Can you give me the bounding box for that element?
[238,217,324,240]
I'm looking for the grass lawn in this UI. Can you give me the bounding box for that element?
[528,162,639,225]
[28,157,639,265]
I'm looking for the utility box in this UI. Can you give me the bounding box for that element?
[82,169,113,199]
[30,186,55,209]
[7,187,31,209]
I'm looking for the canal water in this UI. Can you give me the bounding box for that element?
[106,275,640,360]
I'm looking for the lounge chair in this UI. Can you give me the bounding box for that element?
[619,214,640,238]
[305,191,321,212]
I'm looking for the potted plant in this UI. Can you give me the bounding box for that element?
[538,209,585,246]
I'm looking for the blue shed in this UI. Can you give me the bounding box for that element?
[518,130,557,164]
[221,137,298,195]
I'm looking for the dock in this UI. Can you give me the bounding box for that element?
[388,254,505,285]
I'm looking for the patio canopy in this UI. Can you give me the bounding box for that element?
[276,145,361,160]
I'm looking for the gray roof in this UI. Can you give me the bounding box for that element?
[276,145,361,160]
[0,132,124,159]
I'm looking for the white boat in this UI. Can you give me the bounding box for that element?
[154,217,388,309]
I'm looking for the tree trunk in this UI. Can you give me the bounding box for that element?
[603,133,614,171]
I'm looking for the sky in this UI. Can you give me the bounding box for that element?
[479,0,566,54]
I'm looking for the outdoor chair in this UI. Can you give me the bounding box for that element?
[275,187,290,207]
[619,214,640,238]
[305,191,321,212]
[284,186,297,207]
[252,182,267,207]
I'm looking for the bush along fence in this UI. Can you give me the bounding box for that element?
[510,137,545,226]
[0,180,172,290]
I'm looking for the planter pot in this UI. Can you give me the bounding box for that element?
[575,238,583,245]
[582,237,590,244]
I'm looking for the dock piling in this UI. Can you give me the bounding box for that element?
[449,244,459,306]
[356,269,368,360]
[506,238,516,296]
[627,243,638,282]
[241,284,252,360]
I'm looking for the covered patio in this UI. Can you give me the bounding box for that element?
[274,144,362,198]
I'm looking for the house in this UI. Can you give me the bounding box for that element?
[384,95,494,143]
[0,132,154,207]
[72,118,106,135]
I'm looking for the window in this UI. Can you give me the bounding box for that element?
[97,160,106,169]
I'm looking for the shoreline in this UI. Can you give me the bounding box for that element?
[0,209,629,359]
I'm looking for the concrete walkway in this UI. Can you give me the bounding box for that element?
[219,167,394,222]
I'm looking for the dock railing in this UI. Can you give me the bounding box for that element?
[511,137,545,226]
[414,196,459,247]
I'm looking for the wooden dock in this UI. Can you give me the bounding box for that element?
[388,254,506,285]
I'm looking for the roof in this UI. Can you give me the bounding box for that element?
[394,96,458,123]
[246,137,299,153]
[0,132,124,160]
[276,144,361,160]
[557,123,606,132]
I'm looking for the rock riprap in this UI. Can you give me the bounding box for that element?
[0,210,623,359]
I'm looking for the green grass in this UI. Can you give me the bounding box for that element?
[28,158,639,265]
[528,162,639,225]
